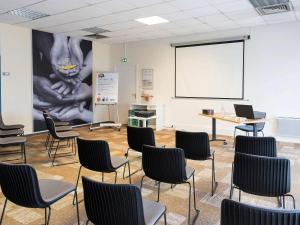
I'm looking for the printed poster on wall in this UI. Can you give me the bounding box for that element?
[95,72,119,104]
[32,30,93,131]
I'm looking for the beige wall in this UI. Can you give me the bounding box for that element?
[0,23,33,133]
[0,23,112,133]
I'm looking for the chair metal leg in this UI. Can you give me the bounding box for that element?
[238,189,242,202]
[22,143,26,164]
[127,162,132,184]
[45,133,50,147]
[233,128,236,146]
[283,195,286,209]
[73,166,82,205]
[45,207,51,225]
[229,163,234,199]
[114,171,117,184]
[122,148,130,179]
[157,182,161,202]
[102,172,104,182]
[140,175,146,190]
[164,212,167,225]
[187,182,192,225]
[74,190,80,225]
[261,131,265,137]
[51,141,60,167]
[284,194,296,209]
[192,174,200,212]
[211,154,218,196]
[0,198,7,225]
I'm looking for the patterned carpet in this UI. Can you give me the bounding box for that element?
[0,126,300,225]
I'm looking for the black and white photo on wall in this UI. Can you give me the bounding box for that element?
[32,30,93,132]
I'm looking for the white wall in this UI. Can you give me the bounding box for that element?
[0,23,112,134]
[110,21,300,137]
[0,23,33,133]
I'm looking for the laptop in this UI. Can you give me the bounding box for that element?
[234,104,264,119]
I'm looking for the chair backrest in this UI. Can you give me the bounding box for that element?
[127,126,155,153]
[235,135,277,157]
[233,153,290,197]
[77,138,114,172]
[142,145,187,183]
[176,130,211,160]
[221,199,300,225]
[0,162,46,208]
[45,117,59,139]
[254,111,266,130]
[82,176,146,225]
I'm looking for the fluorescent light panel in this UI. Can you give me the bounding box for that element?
[8,8,49,20]
[135,16,169,25]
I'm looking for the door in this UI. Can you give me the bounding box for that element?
[115,63,137,124]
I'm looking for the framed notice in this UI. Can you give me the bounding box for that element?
[142,69,153,90]
[96,72,119,104]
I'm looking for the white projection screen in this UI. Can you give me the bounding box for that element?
[175,40,245,99]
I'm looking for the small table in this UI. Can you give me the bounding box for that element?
[199,113,266,144]
[128,115,157,128]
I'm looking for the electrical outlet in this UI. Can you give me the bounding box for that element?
[2,72,10,76]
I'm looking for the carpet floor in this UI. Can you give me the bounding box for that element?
[0,126,299,225]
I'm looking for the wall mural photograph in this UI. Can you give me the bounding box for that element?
[32,30,93,132]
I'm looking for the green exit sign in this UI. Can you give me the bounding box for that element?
[122,58,128,63]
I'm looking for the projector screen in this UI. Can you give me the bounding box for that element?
[175,40,245,99]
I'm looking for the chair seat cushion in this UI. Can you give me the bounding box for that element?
[0,129,23,137]
[235,125,255,132]
[143,199,166,225]
[1,124,24,130]
[186,166,195,180]
[111,156,128,169]
[39,179,75,204]
[56,126,72,132]
[54,121,70,126]
[0,136,26,146]
[57,131,79,139]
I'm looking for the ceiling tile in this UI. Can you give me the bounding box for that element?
[162,11,193,21]
[0,0,43,14]
[183,6,220,17]
[263,11,297,24]
[197,13,231,24]
[0,13,31,24]
[122,0,167,7]
[102,21,143,31]
[95,0,137,13]
[169,0,209,11]
[225,8,259,20]
[236,16,266,27]
[26,0,89,15]
[213,0,254,13]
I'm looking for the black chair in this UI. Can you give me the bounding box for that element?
[0,162,79,225]
[45,117,79,166]
[234,111,266,140]
[43,110,70,126]
[235,135,277,157]
[0,114,24,131]
[230,153,295,209]
[82,176,166,225]
[176,130,217,196]
[43,112,72,149]
[123,126,156,178]
[72,138,131,205]
[0,137,27,164]
[221,199,300,225]
[141,145,199,225]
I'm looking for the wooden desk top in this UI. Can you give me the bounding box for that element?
[199,113,266,124]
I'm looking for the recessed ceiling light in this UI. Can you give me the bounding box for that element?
[8,8,49,20]
[135,16,169,25]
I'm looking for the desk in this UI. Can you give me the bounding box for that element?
[199,113,266,143]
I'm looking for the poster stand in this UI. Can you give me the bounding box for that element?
[90,72,121,131]
[90,103,121,131]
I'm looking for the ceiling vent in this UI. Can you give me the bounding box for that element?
[248,0,294,15]
[8,8,49,20]
[82,27,110,34]
[84,34,109,39]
